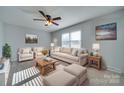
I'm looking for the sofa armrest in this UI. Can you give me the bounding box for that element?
[78,53,88,65]
[17,52,21,55]
[79,53,88,58]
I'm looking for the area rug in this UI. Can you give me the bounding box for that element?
[21,75,43,86]
[12,66,41,86]
[12,65,65,86]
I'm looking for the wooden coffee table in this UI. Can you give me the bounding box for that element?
[35,58,57,75]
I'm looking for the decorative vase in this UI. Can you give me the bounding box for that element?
[41,49,48,60]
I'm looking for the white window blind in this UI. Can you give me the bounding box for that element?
[62,33,70,48]
[61,31,81,48]
[70,31,81,48]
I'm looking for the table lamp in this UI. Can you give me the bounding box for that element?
[50,43,54,50]
[92,43,100,56]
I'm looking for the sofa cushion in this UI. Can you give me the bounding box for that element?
[33,47,43,52]
[64,64,87,78]
[20,54,32,58]
[43,70,76,86]
[22,48,31,54]
[65,54,79,62]
[61,48,72,54]
[52,52,79,62]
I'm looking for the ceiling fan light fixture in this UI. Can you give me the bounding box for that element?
[45,21,52,25]
[34,11,61,26]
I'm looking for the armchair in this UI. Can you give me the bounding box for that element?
[17,48,33,62]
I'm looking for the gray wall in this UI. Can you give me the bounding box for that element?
[3,23,51,61]
[0,22,4,57]
[51,9,124,73]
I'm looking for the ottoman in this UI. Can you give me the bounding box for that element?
[43,70,77,86]
[64,64,87,85]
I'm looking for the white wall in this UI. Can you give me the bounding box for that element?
[51,9,124,73]
[3,23,51,61]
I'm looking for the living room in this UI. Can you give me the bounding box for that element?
[0,6,124,86]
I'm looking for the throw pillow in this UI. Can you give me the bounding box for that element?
[61,48,72,54]
[77,49,87,56]
[22,49,30,54]
[71,49,78,56]
[54,47,60,52]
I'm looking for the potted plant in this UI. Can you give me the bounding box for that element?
[2,43,11,59]
[0,43,11,70]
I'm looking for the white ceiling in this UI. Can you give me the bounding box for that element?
[0,6,123,32]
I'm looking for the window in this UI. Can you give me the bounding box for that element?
[61,31,81,48]
[62,33,70,48]
[70,31,81,48]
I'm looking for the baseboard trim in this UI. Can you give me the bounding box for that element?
[107,66,122,74]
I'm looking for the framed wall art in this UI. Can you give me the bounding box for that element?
[96,23,117,40]
[25,34,38,44]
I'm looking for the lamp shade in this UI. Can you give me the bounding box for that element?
[50,43,54,47]
[92,43,100,50]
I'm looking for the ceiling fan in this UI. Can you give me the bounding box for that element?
[33,10,61,26]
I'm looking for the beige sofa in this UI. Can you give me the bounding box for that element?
[17,48,34,62]
[51,47,88,65]
[32,47,44,59]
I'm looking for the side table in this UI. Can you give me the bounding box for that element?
[88,56,101,70]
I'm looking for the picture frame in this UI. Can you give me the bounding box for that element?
[25,34,38,44]
[96,23,117,40]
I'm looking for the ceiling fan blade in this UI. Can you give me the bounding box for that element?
[45,24,48,26]
[33,19,46,21]
[51,21,59,26]
[39,10,47,19]
[52,17,61,20]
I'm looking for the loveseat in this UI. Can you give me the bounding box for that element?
[51,47,88,65]
[17,48,34,62]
